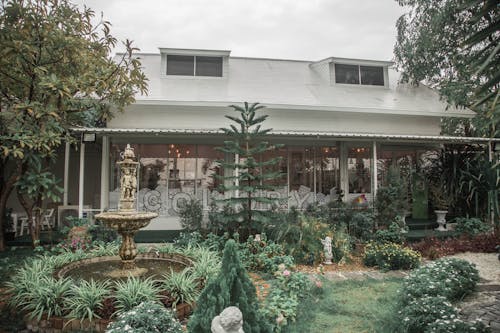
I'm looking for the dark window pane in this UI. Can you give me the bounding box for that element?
[167,55,194,75]
[360,66,384,86]
[196,56,223,77]
[335,64,359,84]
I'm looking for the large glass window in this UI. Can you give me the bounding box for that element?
[348,146,371,193]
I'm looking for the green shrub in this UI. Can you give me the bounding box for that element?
[66,279,111,321]
[363,242,421,270]
[373,222,405,244]
[374,166,409,227]
[348,211,374,241]
[425,318,491,333]
[399,295,458,333]
[454,217,490,237]
[188,240,271,333]
[401,258,479,303]
[106,301,183,333]
[178,198,204,231]
[113,277,160,315]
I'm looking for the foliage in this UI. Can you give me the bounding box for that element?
[2,208,14,232]
[214,102,285,238]
[454,217,490,236]
[106,301,183,333]
[65,279,111,322]
[410,232,499,259]
[0,0,147,250]
[243,235,295,273]
[278,215,330,265]
[88,221,119,244]
[425,318,491,333]
[373,222,406,244]
[113,277,160,315]
[178,198,203,231]
[394,0,499,138]
[188,239,272,333]
[399,295,459,333]
[375,166,409,226]
[348,210,375,241]
[363,242,421,270]
[261,269,318,332]
[161,269,200,307]
[188,246,221,287]
[397,258,481,332]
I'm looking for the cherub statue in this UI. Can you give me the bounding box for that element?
[321,236,333,265]
[211,307,244,333]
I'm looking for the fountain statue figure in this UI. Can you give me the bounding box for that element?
[95,144,158,273]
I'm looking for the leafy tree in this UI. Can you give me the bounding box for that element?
[0,0,147,249]
[188,239,271,333]
[394,0,499,138]
[214,102,284,238]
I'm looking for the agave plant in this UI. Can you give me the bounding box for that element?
[65,279,111,322]
[161,268,200,306]
[113,276,160,315]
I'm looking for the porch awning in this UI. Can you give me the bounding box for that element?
[70,127,500,144]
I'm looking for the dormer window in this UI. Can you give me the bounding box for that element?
[166,55,223,77]
[334,63,385,86]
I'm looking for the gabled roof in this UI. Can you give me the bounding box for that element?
[121,49,475,118]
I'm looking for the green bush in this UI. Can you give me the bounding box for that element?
[399,295,458,333]
[363,242,421,270]
[454,217,490,237]
[374,166,409,227]
[401,258,479,303]
[65,279,111,322]
[178,198,203,231]
[373,222,405,244]
[348,211,374,241]
[425,318,491,333]
[106,301,183,333]
[161,269,200,306]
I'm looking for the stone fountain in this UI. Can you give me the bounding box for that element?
[95,144,158,274]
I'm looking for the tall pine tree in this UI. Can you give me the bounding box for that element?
[188,239,271,333]
[214,102,284,237]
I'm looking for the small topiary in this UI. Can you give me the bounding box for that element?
[188,239,272,333]
[105,301,183,333]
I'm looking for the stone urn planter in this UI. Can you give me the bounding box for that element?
[434,210,448,231]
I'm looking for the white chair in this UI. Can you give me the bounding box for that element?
[41,208,55,230]
[18,216,32,237]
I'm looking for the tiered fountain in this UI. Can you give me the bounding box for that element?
[94,144,158,275]
[57,144,191,280]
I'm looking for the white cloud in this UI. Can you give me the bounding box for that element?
[74,0,406,61]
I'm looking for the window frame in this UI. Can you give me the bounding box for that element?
[165,55,224,78]
[333,63,385,87]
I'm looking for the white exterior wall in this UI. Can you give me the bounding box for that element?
[108,104,441,136]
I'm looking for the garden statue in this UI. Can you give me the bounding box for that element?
[321,236,333,265]
[211,306,244,333]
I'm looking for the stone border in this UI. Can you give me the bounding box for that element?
[55,252,193,279]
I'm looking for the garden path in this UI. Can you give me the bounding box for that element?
[445,253,500,333]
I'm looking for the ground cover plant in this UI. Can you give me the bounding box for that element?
[363,241,421,270]
[396,258,485,333]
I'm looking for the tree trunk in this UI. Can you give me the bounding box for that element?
[0,171,20,251]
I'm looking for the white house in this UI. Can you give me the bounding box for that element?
[58,47,496,230]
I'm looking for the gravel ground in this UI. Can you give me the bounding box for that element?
[445,252,500,284]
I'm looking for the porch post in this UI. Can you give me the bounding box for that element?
[372,141,378,199]
[78,142,85,218]
[100,135,110,212]
[339,142,348,201]
[63,141,70,206]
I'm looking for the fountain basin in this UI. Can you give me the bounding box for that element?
[56,253,192,282]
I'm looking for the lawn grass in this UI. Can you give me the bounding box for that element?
[286,277,403,333]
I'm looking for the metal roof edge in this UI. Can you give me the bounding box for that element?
[70,127,499,143]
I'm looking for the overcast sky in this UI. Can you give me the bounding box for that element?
[74,0,407,61]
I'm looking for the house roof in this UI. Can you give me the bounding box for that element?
[123,50,475,118]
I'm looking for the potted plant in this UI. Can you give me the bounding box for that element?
[3,208,15,241]
[429,181,451,231]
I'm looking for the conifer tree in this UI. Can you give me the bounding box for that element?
[188,239,271,333]
[214,102,284,237]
